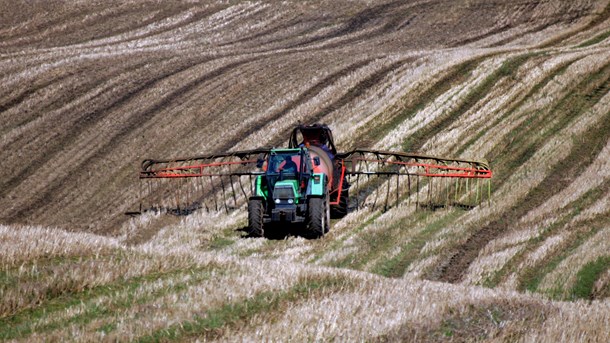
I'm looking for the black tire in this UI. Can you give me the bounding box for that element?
[307,197,328,238]
[324,196,330,234]
[248,199,264,237]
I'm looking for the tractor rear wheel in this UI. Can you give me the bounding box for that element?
[248,199,264,237]
[307,197,329,238]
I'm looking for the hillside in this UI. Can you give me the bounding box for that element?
[1,0,610,341]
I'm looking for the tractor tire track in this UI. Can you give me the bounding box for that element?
[62,6,221,52]
[0,72,73,118]
[285,1,406,49]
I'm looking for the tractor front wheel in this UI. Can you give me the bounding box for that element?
[248,199,264,237]
[307,197,329,238]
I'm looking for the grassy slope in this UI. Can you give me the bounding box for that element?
[1,0,610,341]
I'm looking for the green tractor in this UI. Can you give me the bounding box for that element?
[139,123,492,239]
[248,147,330,238]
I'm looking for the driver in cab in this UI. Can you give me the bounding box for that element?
[280,156,298,173]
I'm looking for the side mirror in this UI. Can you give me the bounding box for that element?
[313,157,320,166]
[256,154,265,168]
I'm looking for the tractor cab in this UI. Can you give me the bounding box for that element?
[256,148,316,205]
[266,152,302,177]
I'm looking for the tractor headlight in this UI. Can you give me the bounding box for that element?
[273,185,296,205]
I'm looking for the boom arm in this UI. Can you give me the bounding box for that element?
[135,147,492,214]
[337,149,492,179]
[140,148,270,179]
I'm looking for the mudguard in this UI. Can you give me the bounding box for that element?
[308,173,326,197]
[254,175,267,199]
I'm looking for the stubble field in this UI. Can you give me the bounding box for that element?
[1,0,610,341]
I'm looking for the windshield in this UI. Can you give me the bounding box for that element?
[268,154,300,173]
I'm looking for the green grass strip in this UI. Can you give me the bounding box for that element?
[455,56,575,157]
[0,264,219,340]
[0,270,17,289]
[209,235,235,250]
[136,275,354,342]
[325,178,451,272]
[325,211,400,270]
[309,211,382,265]
[570,256,610,300]
[578,29,610,48]
[478,63,610,237]
[373,209,465,278]
[484,182,608,288]
[16,267,216,339]
[491,59,610,180]
[519,213,608,299]
[359,57,483,146]
[402,53,534,152]
[508,101,610,294]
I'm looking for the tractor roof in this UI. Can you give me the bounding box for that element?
[270,148,302,154]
